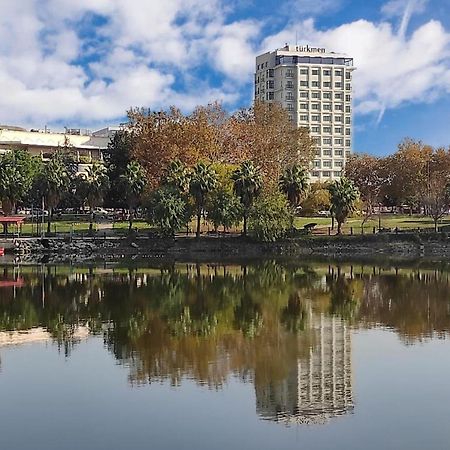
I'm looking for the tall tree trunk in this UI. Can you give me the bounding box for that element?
[89,207,94,233]
[47,207,52,234]
[128,207,133,232]
[243,212,247,236]
[196,208,201,238]
[337,221,342,235]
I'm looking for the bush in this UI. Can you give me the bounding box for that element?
[207,188,242,232]
[146,186,189,236]
[249,190,293,242]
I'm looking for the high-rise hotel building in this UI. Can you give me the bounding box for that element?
[255,44,355,181]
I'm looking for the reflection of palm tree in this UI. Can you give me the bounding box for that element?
[281,293,307,332]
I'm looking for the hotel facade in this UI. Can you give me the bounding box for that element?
[255,45,355,181]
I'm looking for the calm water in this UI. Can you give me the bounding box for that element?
[1,261,450,450]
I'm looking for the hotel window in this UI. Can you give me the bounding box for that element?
[345,94,351,101]
[335,92,343,99]
[323,115,332,122]
[267,92,274,100]
[335,138,343,145]
[300,68,308,75]
[335,149,343,156]
[312,171,320,177]
[345,128,351,135]
[323,81,331,88]
[299,91,308,98]
[313,160,321,168]
[346,151,351,158]
[335,116,343,122]
[286,103,294,111]
[323,137,332,145]
[335,104,343,110]
[323,69,331,76]
[268,69,274,77]
[334,171,341,177]
[335,70,342,76]
[312,69,319,75]
[323,160,332,168]
[335,127,342,134]
[323,171,331,177]
[335,82,342,88]
[267,80,274,89]
[300,81,308,87]
[323,104,332,111]
[311,81,320,87]
[311,103,320,110]
[323,92,331,99]
[286,69,294,78]
[285,93,293,100]
[300,103,308,109]
[346,71,351,79]
[286,81,294,89]
[335,160,344,167]
[315,149,321,156]
[346,83,351,90]
[345,117,351,124]
[313,137,321,144]
[311,115,320,121]
[312,91,320,99]
[323,149,332,156]
[323,126,332,133]
[311,126,320,133]
[345,140,351,147]
[300,115,308,121]
[345,106,351,113]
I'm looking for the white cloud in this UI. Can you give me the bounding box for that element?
[0,0,448,129]
[260,16,450,121]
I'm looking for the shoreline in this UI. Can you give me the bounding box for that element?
[2,232,450,265]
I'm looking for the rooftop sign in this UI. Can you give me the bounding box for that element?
[296,45,326,53]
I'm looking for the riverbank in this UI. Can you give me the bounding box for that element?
[3,232,450,264]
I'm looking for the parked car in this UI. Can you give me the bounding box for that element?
[317,210,331,217]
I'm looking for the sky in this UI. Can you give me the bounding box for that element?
[0,0,449,155]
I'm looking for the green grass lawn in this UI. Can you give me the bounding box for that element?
[295,214,450,235]
[4,214,448,238]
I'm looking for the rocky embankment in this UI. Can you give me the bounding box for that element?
[3,232,450,264]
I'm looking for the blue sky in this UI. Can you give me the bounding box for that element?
[0,0,449,155]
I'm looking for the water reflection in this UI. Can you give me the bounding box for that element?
[1,261,450,425]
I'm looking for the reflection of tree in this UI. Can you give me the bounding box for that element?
[327,272,361,322]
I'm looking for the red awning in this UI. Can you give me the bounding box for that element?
[0,279,25,288]
[0,216,26,225]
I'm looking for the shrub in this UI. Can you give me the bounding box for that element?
[249,190,293,242]
[207,189,242,232]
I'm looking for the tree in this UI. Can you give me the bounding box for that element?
[120,161,146,231]
[80,164,110,232]
[301,182,331,215]
[161,159,191,193]
[103,130,134,208]
[345,154,387,231]
[279,164,309,209]
[35,153,70,234]
[227,101,315,183]
[231,161,262,236]
[189,162,217,238]
[0,149,41,214]
[207,189,242,233]
[147,186,188,237]
[249,190,293,242]
[328,178,359,234]
[423,176,450,232]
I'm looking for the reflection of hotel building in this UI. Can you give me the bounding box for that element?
[255,44,355,181]
[256,312,353,425]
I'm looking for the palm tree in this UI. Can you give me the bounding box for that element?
[82,164,110,233]
[231,161,262,236]
[37,153,70,234]
[189,162,217,238]
[328,177,359,234]
[120,161,146,231]
[162,159,191,193]
[279,165,309,209]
